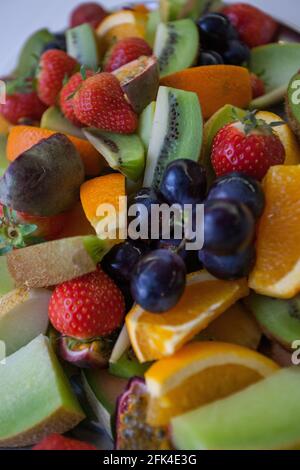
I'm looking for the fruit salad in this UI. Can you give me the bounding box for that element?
[1,0,300,451]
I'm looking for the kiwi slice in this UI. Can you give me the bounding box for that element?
[154,19,199,78]
[143,86,203,190]
[16,29,55,77]
[83,128,145,182]
[245,293,300,350]
[138,101,156,150]
[66,23,99,69]
[109,348,151,380]
[7,236,113,288]
[286,72,300,140]
[41,106,85,139]
[160,0,215,22]
[0,134,8,177]
[146,10,161,47]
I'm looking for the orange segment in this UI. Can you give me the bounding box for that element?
[6,126,105,176]
[96,10,147,52]
[145,341,279,427]
[256,111,300,165]
[249,165,300,298]
[160,65,252,120]
[80,173,126,238]
[126,271,249,362]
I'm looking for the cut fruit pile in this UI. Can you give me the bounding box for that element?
[1,0,300,451]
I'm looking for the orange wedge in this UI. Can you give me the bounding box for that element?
[6,126,105,176]
[80,173,126,239]
[256,111,300,165]
[160,65,252,120]
[249,165,300,298]
[96,10,147,52]
[145,341,279,426]
[126,270,249,362]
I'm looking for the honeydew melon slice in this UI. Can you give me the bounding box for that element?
[0,335,85,447]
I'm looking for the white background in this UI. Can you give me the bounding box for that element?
[0,0,299,76]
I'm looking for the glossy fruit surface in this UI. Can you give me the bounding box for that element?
[60,70,94,126]
[199,245,256,281]
[131,249,186,313]
[70,2,107,28]
[197,50,224,66]
[49,268,125,339]
[104,37,152,73]
[222,40,250,65]
[197,13,237,51]
[102,240,149,285]
[207,172,265,219]
[222,3,278,48]
[160,159,207,205]
[204,199,255,255]
[127,270,249,362]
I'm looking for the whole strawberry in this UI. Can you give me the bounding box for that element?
[49,267,125,339]
[70,2,107,29]
[33,434,97,450]
[0,78,47,125]
[60,69,94,126]
[104,37,152,73]
[222,3,278,48]
[73,73,138,133]
[37,50,78,106]
[211,111,285,181]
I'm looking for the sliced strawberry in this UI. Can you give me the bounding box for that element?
[73,72,138,134]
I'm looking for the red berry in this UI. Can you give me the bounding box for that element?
[222,3,278,48]
[104,37,152,73]
[250,73,265,99]
[0,79,47,125]
[60,70,94,126]
[211,117,285,181]
[73,72,138,134]
[49,268,125,339]
[70,2,107,29]
[37,50,78,106]
[33,434,97,450]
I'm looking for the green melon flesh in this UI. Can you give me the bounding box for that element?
[248,43,300,108]
[171,368,300,450]
[7,235,112,288]
[245,293,300,350]
[201,105,246,184]
[82,369,127,438]
[143,86,203,190]
[0,256,15,297]
[109,349,151,379]
[154,19,199,78]
[0,287,51,356]
[0,335,85,447]
[41,106,85,139]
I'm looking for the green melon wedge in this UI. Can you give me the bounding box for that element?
[0,335,85,447]
[171,367,300,450]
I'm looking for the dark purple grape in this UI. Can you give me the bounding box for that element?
[207,172,265,219]
[199,245,256,280]
[197,13,235,50]
[222,40,250,65]
[160,159,207,206]
[131,187,163,242]
[101,240,149,285]
[131,250,186,313]
[197,50,224,66]
[204,199,255,255]
[42,32,66,53]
